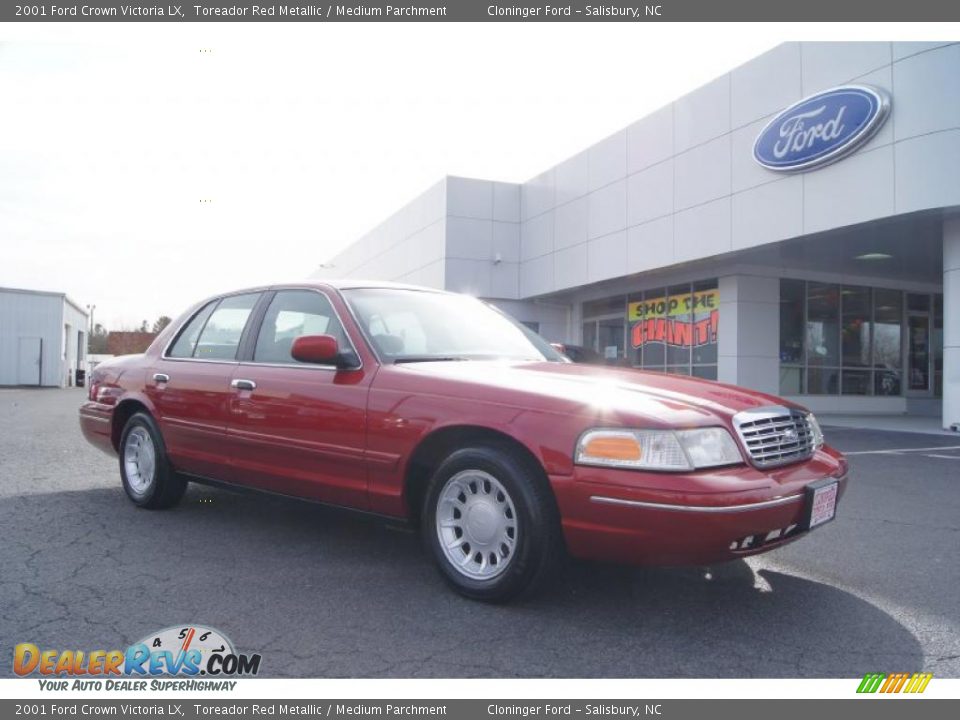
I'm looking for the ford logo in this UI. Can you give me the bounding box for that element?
[753,85,890,172]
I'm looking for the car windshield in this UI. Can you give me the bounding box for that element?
[342,288,565,363]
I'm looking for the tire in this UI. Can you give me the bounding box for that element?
[118,412,186,509]
[422,444,563,602]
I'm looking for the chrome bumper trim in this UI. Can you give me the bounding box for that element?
[79,412,110,424]
[589,472,847,513]
[590,492,805,514]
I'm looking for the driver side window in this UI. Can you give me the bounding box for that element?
[253,290,348,365]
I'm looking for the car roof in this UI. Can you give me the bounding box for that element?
[208,280,449,299]
[314,279,447,293]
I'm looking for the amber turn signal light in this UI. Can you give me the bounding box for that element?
[581,434,642,462]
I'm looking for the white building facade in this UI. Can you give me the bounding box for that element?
[313,42,959,430]
[0,287,89,387]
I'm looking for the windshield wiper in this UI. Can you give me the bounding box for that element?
[392,356,471,364]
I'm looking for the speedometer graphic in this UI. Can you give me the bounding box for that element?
[133,625,235,675]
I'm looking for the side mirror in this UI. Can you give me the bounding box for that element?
[291,335,358,369]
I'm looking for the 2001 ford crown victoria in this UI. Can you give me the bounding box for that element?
[80,282,848,601]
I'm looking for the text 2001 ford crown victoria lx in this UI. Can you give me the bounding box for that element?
[80,282,848,602]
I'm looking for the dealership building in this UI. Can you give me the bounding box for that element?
[312,42,959,430]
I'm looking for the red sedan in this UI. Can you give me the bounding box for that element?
[80,282,848,602]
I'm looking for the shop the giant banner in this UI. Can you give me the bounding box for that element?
[628,289,719,348]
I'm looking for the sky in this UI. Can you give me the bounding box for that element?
[0,23,932,330]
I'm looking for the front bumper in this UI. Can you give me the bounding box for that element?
[550,449,849,566]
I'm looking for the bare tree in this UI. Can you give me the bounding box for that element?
[152,316,172,333]
[89,323,109,354]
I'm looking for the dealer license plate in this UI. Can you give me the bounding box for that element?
[805,479,838,529]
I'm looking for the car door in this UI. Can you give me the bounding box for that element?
[146,292,262,481]
[224,288,374,509]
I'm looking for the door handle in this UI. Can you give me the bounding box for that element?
[153,373,170,384]
[231,378,257,391]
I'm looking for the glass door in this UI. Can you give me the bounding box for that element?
[597,318,626,365]
[582,321,597,354]
[581,316,626,365]
[906,312,932,395]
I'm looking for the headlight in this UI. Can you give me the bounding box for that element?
[575,427,742,472]
[675,428,744,468]
[806,412,825,450]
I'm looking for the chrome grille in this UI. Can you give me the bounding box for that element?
[732,406,816,468]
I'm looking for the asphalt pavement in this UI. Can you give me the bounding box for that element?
[1,388,957,678]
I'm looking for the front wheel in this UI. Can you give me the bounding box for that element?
[119,412,186,509]
[422,445,562,602]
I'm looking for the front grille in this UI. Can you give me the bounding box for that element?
[733,406,816,468]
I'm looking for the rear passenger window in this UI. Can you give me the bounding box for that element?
[254,290,347,365]
[192,293,260,360]
[168,301,217,358]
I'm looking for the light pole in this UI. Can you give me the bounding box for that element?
[86,304,95,352]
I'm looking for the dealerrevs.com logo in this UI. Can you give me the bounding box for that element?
[857,672,933,694]
[14,625,261,690]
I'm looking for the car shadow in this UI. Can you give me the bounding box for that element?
[0,482,924,678]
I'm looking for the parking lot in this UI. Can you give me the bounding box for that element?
[1,387,958,678]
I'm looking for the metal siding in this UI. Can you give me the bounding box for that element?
[62,301,89,386]
[314,43,960,300]
[0,290,69,386]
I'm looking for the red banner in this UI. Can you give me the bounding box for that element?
[630,309,719,348]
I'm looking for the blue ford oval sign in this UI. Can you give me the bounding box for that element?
[753,85,890,172]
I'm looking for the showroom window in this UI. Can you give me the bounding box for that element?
[779,280,943,397]
[579,281,719,377]
[873,289,903,396]
[934,294,944,398]
[581,295,627,364]
[626,280,719,379]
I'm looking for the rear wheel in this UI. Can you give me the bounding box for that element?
[119,412,186,509]
[422,445,562,602]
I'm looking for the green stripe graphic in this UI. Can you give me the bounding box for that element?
[857,673,886,693]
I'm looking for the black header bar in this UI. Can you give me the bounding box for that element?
[4,0,960,22]
[0,700,958,720]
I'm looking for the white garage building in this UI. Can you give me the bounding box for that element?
[0,287,89,387]
[313,42,959,430]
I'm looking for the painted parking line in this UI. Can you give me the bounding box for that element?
[843,445,960,456]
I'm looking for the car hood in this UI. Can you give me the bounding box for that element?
[393,360,803,428]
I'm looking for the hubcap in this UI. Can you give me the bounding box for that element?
[436,469,518,580]
[123,427,156,496]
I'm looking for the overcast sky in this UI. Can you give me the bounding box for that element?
[0,23,929,329]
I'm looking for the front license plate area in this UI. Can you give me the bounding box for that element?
[802,478,838,530]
